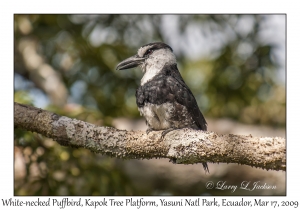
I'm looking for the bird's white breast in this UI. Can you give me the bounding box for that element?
[138,103,173,130]
[138,102,195,130]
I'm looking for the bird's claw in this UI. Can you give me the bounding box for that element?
[146,128,154,135]
[161,128,178,139]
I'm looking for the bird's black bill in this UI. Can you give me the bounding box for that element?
[116,54,145,70]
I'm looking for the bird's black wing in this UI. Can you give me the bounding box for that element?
[164,64,207,131]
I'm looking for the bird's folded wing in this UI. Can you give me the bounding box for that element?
[166,64,207,131]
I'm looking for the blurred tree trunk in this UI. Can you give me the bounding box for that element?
[14,38,68,107]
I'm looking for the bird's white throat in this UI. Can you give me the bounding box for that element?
[141,66,162,86]
[140,48,176,86]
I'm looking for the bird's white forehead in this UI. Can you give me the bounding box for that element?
[137,45,152,57]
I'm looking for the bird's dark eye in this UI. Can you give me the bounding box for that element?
[145,49,153,56]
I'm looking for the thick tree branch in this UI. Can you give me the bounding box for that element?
[14,102,286,171]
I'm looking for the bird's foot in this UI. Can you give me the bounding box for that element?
[146,128,155,135]
[161,128,179,139]
[146,128,179,140]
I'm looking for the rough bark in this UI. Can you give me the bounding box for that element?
[14,102,286,171]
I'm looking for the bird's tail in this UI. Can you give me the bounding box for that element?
[202,162,209,174]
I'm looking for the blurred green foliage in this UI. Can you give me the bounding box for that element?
[14,14,285,195]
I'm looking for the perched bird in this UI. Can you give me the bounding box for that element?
[116,42,209,173]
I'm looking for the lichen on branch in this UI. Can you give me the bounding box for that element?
[14,102,286,171]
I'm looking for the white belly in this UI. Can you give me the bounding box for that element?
[138,102,195,130]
